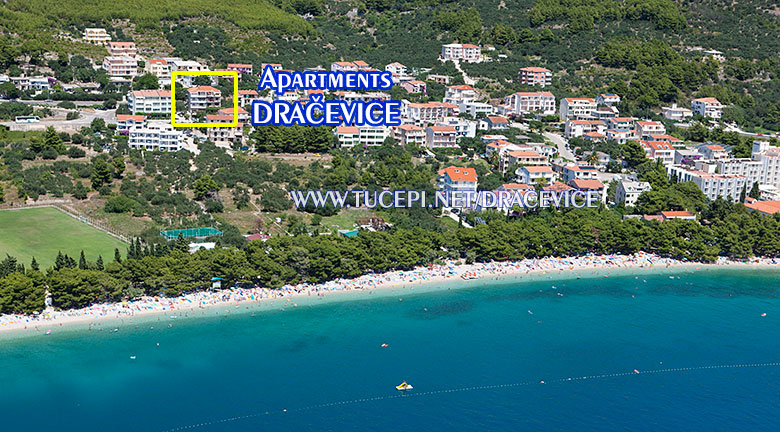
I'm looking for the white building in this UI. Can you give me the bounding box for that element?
[437,117,477,139]
[402,101,450,124]
[696,144,729,160]
[565,120,606,139]
[107,41,137,57]
[517,67,552,87]
[440,44,481,63]
[83,28,111,45]
[595,94,621,106]
[691,97,723,119]
[333,125,389,148]
[394,124,426,146]
[116,114,146,133]
[662,104,693,121]
[667,165,746,202]
[145,59,171,84]
[559,98,596,121]
[635,121,666,140]
[438,166,478,195]
[517,166,555,185]
[425,126,458,148]
[502,91,556,116]
[443,85,477,106]
[752,141,780,189]
[128,121,183,151]
[616,180,651,207]
[102,56,137,77]
[187,86,221,110]
[461,101,493,119]
[717,158,763,189]
[206,115,243,145]
[385,62,407,76]
[127,90,171,114]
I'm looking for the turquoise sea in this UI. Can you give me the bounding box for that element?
[2,267,780,431]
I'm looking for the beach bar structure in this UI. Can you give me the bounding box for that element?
[161,227,223,241]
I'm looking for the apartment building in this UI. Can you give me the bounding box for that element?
[107,42,136,57]
[206,115,243,144]
[559,98,596,121]
[668,165,746,202]
[561,165,599,182]
[333,125,389,148]
[717,158,763,188]
[385,62,407,76]
[696,144,729,160]
[437,117,477,139]
[102,56,137,77]
[218,107,249,122]
[595,94,621,106]
[145,59,171,84]
[691,97,723,119]
[605,117,636,144]
[227,63,253,75]
[425,126,458,148]
[83,28,111,45]
[438,166,478,194]
[517,67,552,87]
[330,61,371,72]
[444,85,477,106]
[237,90,259,108]
[440,44,481,62]
[261,63,282,72]
[400,80,426,94]
[116,115,146,133]
[642,141,675,166]
[751,141,780,188]
[616,180,652,207]
[502,91,556,116]
[635,121,666,140]
[187,86,221,110]
[564,120,606,138]
[662,104,693,121]
[517,166,555,185]
[403,101,449,124]
[128,121,183,151]
[393,124,426,146]
[127,90,171,114]
[505,150,546,167]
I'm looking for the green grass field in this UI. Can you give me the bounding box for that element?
[0,207,127,270]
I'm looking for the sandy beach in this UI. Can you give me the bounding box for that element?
[2,252,778,337]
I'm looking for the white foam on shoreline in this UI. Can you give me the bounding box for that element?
[1,253,778,338]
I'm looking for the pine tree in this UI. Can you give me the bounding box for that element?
[65,254,77,268]
[740,185,747,203]
[78,250,87,270]
[43,126,65,153]
[114,248,122,263]
[749,181,761,199]
[30,257,39,272]
[54,251,65,271]
[96,255,104,271]
[91,158,112,190]
[174,233,189,253]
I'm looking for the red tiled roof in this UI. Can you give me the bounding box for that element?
[439,166,478,182]
[570,179,604,190]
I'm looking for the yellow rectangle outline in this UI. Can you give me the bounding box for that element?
[170,70,239,127]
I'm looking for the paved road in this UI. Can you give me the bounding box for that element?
[544,132,576,161]
[0,107,117,132]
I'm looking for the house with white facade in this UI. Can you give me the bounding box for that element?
[128,121,183,151]
[559,98,596,121]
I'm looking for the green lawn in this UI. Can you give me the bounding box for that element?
[0,207,127,269]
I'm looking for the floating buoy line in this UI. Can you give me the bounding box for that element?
[161,362,780,432]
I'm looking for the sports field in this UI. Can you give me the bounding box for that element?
[0,207,127,270]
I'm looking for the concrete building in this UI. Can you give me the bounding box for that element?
[662,104,693,121]
[616,180,652,207]
[102,56,137,77]
[116,114,146,133]
[107,42,137,57]
[595,94,621,106]
[333,125,389,148]
[425,126,458,148]
[187,86,221,110]
[440,44,481,63]
[127,90,171,114]
[517,166,555,185]
[438,166,478,194]
[83,28,111,45]
[501,91,556,117]
[206,114,243,144]
[517,67,551,87]
[128,121,183,151]
[667,165,746,202]
[400,80,426,94]
[145,59,171,84]
[393,124,426,146]
[635,121,666,140]
[691,97,723,119]
[559,98,596,121]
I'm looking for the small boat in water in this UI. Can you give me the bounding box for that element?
[396,381,413,391]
